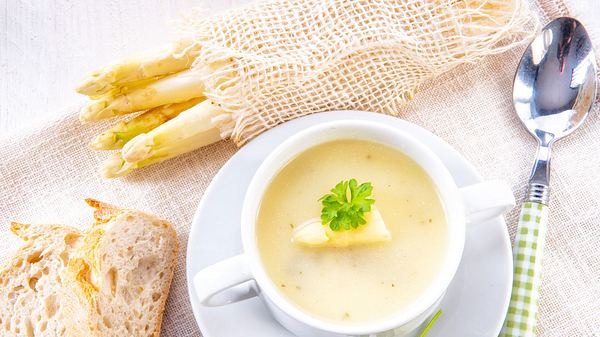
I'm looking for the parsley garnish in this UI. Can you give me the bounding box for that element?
[319,179,375,231]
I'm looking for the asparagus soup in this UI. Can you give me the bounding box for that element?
[256,139,448,324]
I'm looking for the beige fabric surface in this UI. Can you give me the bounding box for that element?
[0,1,599,337]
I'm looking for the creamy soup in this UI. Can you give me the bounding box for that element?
[256,140,447,324]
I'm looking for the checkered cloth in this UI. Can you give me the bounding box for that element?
[500,202,549,337]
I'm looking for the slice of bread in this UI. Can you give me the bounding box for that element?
[0,199,179,337]
[0,223,86,337]
[69,199,179,337]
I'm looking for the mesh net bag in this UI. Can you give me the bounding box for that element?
[181,0,536,145]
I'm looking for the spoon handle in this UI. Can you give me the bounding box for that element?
[499,202,549,337]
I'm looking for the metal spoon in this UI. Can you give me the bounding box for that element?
[500,17,597,337]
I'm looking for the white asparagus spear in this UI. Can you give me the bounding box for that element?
[100,100,230,178]
[121,99,226,163]
[89,97,204,150]
[76,39,200,96]
[80,69,206,122]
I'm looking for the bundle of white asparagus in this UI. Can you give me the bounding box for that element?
[77,0,535,178]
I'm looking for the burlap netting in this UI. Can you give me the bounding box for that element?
[181,0,536,145]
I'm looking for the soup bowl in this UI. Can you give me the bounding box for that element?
[193,120,515,337]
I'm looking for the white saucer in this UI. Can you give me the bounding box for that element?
[186,111,512,337]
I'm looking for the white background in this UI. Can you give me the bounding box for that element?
[0,0,251,136]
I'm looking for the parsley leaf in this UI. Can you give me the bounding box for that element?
[319,179,375,231]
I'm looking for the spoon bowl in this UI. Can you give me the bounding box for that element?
[514,17,597,145]
[513,17,597,202]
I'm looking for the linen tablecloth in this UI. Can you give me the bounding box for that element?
[1,0,599,336]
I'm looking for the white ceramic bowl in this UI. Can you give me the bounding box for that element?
[193,120,514,337]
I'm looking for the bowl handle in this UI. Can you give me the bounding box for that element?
[193,254,258,307]
[459,180,515,224]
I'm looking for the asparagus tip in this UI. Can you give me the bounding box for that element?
[122,133,154,163]
[100,154,135,179]
[76,75,111,96]
[80,98,115,122]
[89,132,120,151]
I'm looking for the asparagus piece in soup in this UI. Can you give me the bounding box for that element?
[292,206,391,247]
[292,179,392,247]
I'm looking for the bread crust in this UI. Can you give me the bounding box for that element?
[0,200,179,337]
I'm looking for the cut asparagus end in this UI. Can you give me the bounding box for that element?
[79,69,207,122]
[76,39,200,96]
[121,100,227,164]
[89,97,204,150]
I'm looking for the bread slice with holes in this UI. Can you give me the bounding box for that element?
[0,223,88,337]
[68,199,179,337]
[0,199,179,337]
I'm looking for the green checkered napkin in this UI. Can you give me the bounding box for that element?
[500,202,549,337]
